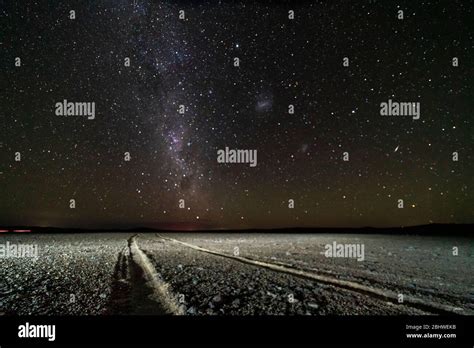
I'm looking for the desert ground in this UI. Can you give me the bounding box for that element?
[0,233,472,315]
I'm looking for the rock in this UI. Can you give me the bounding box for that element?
[212,294,222,303]
[186,306,196,315]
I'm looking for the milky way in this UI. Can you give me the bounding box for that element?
[1,1,473,229]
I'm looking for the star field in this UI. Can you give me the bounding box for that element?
[1,1,473,229]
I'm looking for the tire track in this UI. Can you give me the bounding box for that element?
[106,235,184,315]
[157,234,469,316]
[255,257,472,308]
[106,246,131,314]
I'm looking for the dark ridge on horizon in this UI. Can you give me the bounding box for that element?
[0,223,473,236]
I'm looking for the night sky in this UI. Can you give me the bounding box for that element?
[1,1,473,229]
